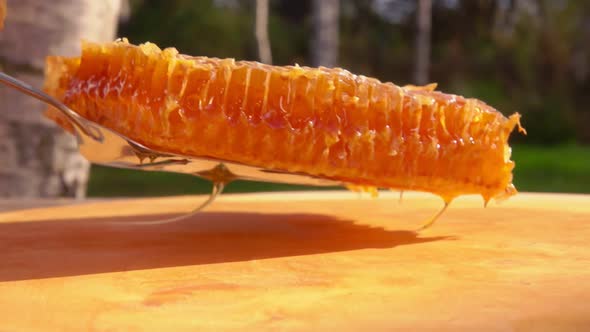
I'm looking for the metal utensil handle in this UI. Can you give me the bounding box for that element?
[0,71,102,141]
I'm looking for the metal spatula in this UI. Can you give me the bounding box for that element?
[0,72,340,222]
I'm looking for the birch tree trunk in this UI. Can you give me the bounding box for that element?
[255,0,272,64]
[0,0,121,198]
[414,0,432,85]
[311,0,339,67]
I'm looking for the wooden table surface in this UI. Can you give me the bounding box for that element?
[0,191,589,331]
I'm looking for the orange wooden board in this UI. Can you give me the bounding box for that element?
[0,191,589,331]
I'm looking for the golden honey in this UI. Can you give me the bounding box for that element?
[44,39,524,203]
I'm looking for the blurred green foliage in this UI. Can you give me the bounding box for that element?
[88,166,328,197]
[512,144,590,193]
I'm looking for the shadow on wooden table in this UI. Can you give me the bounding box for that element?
[0,212,451,281]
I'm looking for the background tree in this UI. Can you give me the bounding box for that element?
[255,0,272,64]
[414,0,432,85]
[311,0,340,67]
[0,0,122,198]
